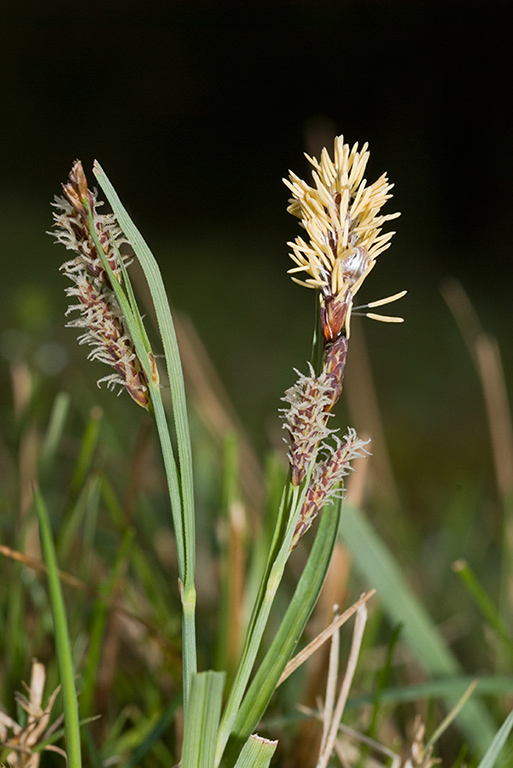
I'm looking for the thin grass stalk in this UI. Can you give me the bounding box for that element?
[340,501,497,752]
[39,391,71,479]
[453,559,513,665]
[80,528,135,719]
[216,480,309,763]
[424,680,479,756]
[150,388,198,699]
[91,163,198,701]
[79,190,196,704]
[219,500,342,768]
[34,487,82,768]
[316,602,368,768]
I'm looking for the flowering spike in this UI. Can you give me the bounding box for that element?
[281,335,348,486]
[281,137,403,544]
[281,365,336,486]
[51,161,151,409]
[291,429,371,549]
[285,135,404,340]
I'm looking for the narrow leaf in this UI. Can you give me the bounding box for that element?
[39,391,71,478]
[220,500,341,767]
[476,709,513,768]
[34,488,82,768]
[92,161,195,579]
[233,735,278,768]
[182,671,226,768]
[340,502,497,753]
[92,162,197,702]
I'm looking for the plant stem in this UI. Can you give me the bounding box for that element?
[215,483,305,764]
[85,171,198,705]
[151,386,197,703]
[220,500,342,767]
[34,488,82,768]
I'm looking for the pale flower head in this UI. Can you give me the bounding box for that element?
[284,135,405,339]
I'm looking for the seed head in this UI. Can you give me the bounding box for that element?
[281,336,349,485]
[52,161,151,409]
[53,160,129,287]
[291,429,370,549]
[281,365,337,486]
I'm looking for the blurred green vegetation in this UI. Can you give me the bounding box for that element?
[0,195,509,607]
[1,190,511,536]
[2,3,513,762]
[1,187,513,765]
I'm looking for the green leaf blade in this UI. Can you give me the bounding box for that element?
[233,735,278,768]
[34,489,82,768]
[340,502,497,754]
[182,671,226,768]
[220,500,342,767]
[476,710,513,768]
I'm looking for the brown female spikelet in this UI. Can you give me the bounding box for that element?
[281,365,337,486]
[52,160,151,408]
[281,334,350,486]
[291,429,370,549]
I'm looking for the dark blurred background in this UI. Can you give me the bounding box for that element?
[1,0,513,535]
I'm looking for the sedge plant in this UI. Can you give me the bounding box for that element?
[49,136,404,765]
[6,136,511,767]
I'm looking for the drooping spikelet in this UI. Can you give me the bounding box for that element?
[284,135,405,341]
[52,160,151,408]
[291,429,370,549]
